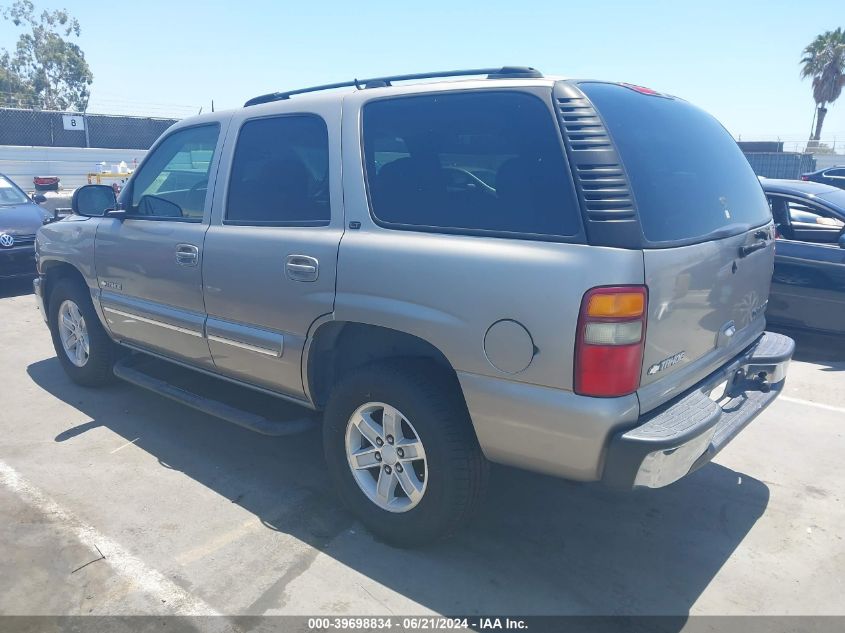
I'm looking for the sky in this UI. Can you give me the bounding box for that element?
[1,0,844,147]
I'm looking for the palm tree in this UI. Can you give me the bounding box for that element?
[801,28,845,142]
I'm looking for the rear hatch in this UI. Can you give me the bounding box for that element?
[580,83,775,413]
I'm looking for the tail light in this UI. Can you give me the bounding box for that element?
[800,175,809,181]
[574,286,648,397]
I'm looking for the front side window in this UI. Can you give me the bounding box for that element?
[226,115,330,226]
[769,194,844,243]
[127,124,219,220]
[787,200,844,228]
[782,199,845,240]
[363,91,581,237]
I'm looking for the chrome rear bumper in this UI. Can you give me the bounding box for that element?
[602,331,794,489]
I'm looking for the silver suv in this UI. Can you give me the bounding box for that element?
[34,67,794,546]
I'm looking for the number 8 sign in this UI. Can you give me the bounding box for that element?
[62,115,85,131]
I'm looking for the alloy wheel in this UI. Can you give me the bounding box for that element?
[344,402,428,513]
[58,299,90,368]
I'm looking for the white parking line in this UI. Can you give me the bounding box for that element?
[779,395,845,415]
[0,460,220,616]
[110,437,140,454]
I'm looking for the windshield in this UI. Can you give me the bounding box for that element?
[580,82,771,243]
[817,189,845,216]
[0,176,32,206]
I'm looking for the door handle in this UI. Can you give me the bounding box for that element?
[176,243,199,267]
[285,254,319,282]
[739,241,768,258]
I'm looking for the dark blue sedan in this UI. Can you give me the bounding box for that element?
[800,165,845,191]
[761,179,845,334]
[0,173,54,280]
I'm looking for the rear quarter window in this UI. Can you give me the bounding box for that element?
[580,83,771,243]
[362,91,581,238]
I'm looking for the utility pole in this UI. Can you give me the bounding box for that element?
[83,107,91,148]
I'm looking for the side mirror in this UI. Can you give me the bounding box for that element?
[32,193,47,204]
[71,185,117,217]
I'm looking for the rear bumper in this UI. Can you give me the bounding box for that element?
[459,371,640,481]
[602,331,794,489]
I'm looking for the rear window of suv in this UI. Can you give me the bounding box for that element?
[580,82,771,243]
[362,91,581,238]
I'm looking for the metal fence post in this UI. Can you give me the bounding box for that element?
[83,112,91,148]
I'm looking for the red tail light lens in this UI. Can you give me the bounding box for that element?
[575,286,648,397]
[800,175,810,181]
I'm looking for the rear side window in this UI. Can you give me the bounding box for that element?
[226,115,330,226]
[363,91,580,237]
[580,83,771,243]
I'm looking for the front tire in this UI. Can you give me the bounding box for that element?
[48,277,118,387]
[323,359,488,547]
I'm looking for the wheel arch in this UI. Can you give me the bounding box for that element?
[304,320,463,409]
[40,260,89,318]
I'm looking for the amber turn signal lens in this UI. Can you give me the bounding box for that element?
[586,292,645,318]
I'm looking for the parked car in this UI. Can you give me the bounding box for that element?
[34,68,793,546]
[762,178,845,334]
[801,166,845,190]
[0,173,55,280]
[32,176,61,192]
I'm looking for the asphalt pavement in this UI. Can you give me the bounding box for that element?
[1,278,843,621]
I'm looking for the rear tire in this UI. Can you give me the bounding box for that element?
[323,359,488,547]
[48,277,118,387]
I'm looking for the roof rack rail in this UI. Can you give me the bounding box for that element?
[243,66,543,107]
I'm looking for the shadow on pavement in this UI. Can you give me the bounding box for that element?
[768,326,844,371]
[0,276,35,299]
[28,357,769,620]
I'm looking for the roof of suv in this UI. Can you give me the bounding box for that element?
[149,68,568,151]
[243,66,552,106]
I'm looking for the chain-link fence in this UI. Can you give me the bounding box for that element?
[3,105,842,184]
[742,152,817,179]
[1,107,181,191]
[0,107,179,150]
[737,138,844,179]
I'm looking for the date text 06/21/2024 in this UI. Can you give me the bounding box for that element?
[306,617,528,630]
